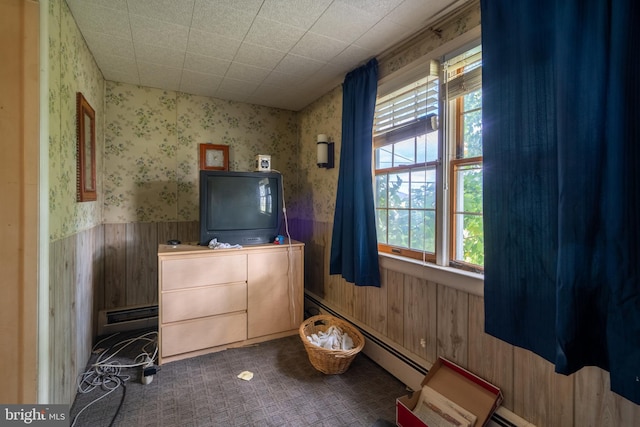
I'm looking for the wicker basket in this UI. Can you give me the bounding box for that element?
[299,314,365,375]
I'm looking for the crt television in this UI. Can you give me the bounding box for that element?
[199,170,283,246]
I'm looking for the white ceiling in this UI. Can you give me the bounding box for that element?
[66,0,467,111]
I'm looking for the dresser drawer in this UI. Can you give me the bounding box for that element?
[162,282,247,323]
[160,253,247,290]
[161,312,247,357]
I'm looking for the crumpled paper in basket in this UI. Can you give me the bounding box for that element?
[306,325,354,351]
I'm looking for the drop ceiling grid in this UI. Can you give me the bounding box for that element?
[65,0,470,110]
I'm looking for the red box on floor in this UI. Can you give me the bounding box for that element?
[396,357,503,427]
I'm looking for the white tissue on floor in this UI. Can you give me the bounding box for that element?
[208,238,243,249]
[306,325,354,351]
[237,371,253,381]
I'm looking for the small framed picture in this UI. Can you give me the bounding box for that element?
[77,92,97,201]
[200,144,229,171]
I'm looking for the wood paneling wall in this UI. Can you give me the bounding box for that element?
[49,221,197,404]
[288,217,640,427]
[49,226,102,405]
[101,221,199,310]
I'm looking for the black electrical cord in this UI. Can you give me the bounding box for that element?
[108,382,126,427]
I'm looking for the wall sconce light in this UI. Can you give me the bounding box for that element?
[317,134,334,169]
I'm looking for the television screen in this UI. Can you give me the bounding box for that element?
[199,170,283,246]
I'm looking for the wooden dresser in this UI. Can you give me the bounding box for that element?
[157,240,304,364]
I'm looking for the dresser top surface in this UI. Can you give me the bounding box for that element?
[158,239,303,256]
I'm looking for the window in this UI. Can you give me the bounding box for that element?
[374,43,483,272]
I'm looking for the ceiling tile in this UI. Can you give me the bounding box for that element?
[126,0,195,27]
[312,63,348,83]
[225,63,271,84]
[330,44,374,69]
[130,14,190,51]
[101,68,139,86]
[334,0,404,19]
[103,69,140,87]
[261,70,306,88]
[257,0,332,28]
[138,62,182,90]
[274,54,325,77]
[187,29,241,61]
[65,0,469,111]
[191,0,254,40]
[183,52,230,76]
[290,32,348,63]
[135,43,186,69]
[214,0,264,15]
[233,43,287,69]
[243,16,307,52]
[81,30,136,59]
[354,17,411,52]
[310,2,379,44]
[95,53,138,79]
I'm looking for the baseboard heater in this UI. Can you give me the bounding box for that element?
[304,292,521,427]
[97,305,158,336]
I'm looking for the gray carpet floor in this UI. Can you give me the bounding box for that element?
[70,329,406,427]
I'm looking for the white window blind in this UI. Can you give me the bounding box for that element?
[443,45,482,99]
[373,61,439,148]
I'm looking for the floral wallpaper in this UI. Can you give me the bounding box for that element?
[296,86,343,223]
[49,0,104,241]
[103,83,299,223]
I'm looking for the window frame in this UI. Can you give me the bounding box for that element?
[373,36,483,273]
[374,74,440,263]
[376,159,439,263]
[446,84,483,273]
[449,156,483,273]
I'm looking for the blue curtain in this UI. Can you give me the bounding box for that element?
[482,0,640,404]
[330,58,381,287]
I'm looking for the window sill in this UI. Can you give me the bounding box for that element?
[378,252,484,297]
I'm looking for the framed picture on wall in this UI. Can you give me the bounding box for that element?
[199,144,229,171]
[77,92,97,201]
